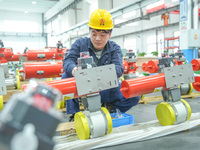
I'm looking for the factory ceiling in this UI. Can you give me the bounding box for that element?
[0,0,60,13]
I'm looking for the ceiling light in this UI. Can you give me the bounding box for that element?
[24,10,29,14]
[32,1,37,4]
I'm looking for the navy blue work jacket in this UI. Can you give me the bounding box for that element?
[63,37,124,78]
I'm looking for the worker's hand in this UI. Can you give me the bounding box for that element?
[72,67,78,76]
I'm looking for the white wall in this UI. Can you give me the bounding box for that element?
[45,0,187,57]
[0,10,46,53]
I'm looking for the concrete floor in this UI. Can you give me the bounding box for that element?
[98,92,200,150]
[61,91,200,150]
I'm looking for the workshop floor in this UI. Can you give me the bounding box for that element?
[61,91,200,150]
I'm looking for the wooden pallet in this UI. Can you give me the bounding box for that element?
[139,92,200,104]
[3,89,22,103]
[56,122,76,136]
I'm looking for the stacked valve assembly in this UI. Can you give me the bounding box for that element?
[123,50,138,80]
[142,51,193,96]
[23,52,117,140]
[121,57,194,126]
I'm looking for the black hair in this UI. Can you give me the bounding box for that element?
[89,27,112,34]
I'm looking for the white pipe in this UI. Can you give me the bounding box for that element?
[193,0,198,59]
[193,0,199,29]
[187,0,192,29]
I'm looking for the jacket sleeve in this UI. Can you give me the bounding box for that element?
[110,44,124,78]
[63,40,80,77]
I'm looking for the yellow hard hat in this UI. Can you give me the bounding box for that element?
[88,9,114,30]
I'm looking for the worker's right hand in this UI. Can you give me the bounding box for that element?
[72,67,78,76]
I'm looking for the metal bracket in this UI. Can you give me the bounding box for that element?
[82,93,101,112]
[18,55,27,62]
[75,64,118,96]
[162,88,181,102]
[164,64,194,88]
[0,66,7,95]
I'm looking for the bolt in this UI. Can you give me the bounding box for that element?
[172,74,176,77]
[179,73,182,76]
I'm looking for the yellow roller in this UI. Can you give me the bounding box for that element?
[101,107,113,134]
[74,111,90,140]
[180,99,192,121]
[56,100,65,109]
[16,69,21,89]
[46,78,53,81]
[156,102,176,126]
[0,96,3,111]
[187,83,193,95]
[140,95,145,100]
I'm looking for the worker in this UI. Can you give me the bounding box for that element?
[62,9,141,121]
[0,39,4,48]
[24,47,28,53]
[57,40,63,49]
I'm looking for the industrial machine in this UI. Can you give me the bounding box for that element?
[120,57,194,126]
[142,53,193,96]
[123,50,138,80]
[0,62,20,90]
[0,80,62,150]
[19,61,64,80]
[145,51,186,74]
[0,48,13,63]
[0,64,7,111]
[191,58,200,91]
[22,52,117,140]
[22,48,67,61]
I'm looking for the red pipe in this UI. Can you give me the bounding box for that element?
[10,53,20,61]
[120,73,166,98]
[22,61,64,79]
[22,78,79,98]
[23,48,66,61]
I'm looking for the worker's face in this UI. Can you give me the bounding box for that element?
[90,29,111,50]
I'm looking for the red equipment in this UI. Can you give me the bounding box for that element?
[173,59,184,66]
[20,61,64,79]
[23,48,66,61]
[120,73,166,98]
[142,62,148,72]
[146,60,159,73]
[0,48,13,63]
[191,59,200,91]
[193,76,200,91]
[145,59,184,73]
[22,77,82,98]
[191,59,200,71]
[10,52,20,61]
[123,60,138,74]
